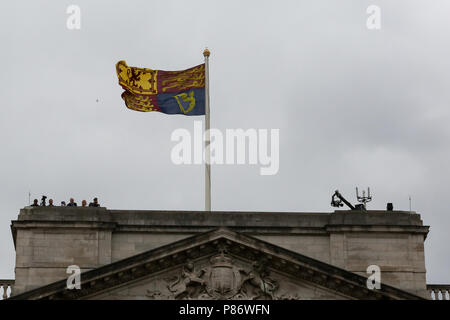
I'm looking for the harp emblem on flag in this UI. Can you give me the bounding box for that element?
[173,90,196,114]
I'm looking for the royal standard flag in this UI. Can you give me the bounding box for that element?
[116,61,205,115]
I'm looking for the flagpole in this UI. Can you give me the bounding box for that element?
[203,48,211,212]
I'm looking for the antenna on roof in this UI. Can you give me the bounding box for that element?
[356,187,372,210]
[28,191,31,206]
[409,195,412,213]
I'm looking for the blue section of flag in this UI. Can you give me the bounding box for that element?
[157,88,205,116]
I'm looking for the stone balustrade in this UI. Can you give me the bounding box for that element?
[427,284,450,300]
[0,280,14,300]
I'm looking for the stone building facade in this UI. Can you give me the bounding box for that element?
[7,207,431,299]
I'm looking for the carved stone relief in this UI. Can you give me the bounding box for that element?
[146,246,280,300]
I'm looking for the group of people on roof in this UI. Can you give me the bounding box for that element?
[30,196,100,207]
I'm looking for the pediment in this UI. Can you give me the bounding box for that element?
[10,228,423,300]
[89,252,350,300]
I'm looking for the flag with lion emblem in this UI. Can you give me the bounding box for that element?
[116,61,205,115]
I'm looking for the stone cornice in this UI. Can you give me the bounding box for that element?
[11,208,429,247]
[325,224,429,234]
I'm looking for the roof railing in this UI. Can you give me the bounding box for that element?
[427,284,450,300]
[0,279,14,300]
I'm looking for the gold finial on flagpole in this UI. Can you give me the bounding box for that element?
[203,48,211,57]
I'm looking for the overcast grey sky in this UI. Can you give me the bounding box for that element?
[0,1,449,284]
